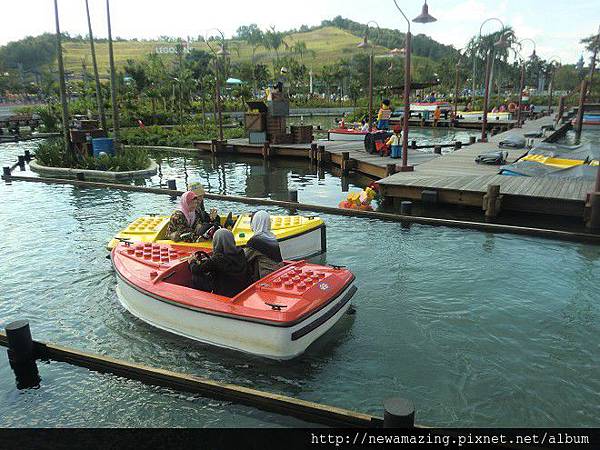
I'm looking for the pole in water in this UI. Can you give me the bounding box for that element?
[6,320,34,365]
[17,155,25,168]
[383,397,415,428]
[400,201,412,215]
[2,166,11,179]
[24,150,32,161]
[167,179,177,191]
[288,190,298,214]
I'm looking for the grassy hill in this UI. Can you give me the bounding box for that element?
[62,26,398,75]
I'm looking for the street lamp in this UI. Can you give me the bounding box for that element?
[206,29,229,143]
[472,18,504,108]
[481,27,512,142]
[515,38,536,127]
[357,21,380,131]
[392,0,437,172]
[454,49,465,118]
[546,56,562,114]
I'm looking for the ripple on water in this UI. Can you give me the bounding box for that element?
[1,139,600,426]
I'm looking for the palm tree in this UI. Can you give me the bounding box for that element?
[264,26,286,66]
[53,0,73,159]
[467,26,516,100]
[84,0,107,131]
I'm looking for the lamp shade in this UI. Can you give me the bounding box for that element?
[413,1,437,24]
[357,35,370,49]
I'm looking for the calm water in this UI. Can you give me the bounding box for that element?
[1,137,600,427]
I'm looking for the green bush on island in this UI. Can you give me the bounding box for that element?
[35,138,151,172]
[120,124,245,148]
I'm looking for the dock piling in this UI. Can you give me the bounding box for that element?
[383,397,415,428]
[24,150,32,162]
[454,141,462,150]
[411,140,417,149]
[17,155,25,169]
[288,189,298,214]
[167,179,177,191]
[483,184,502,221]
[317,145,327,165]
[2,166,11,179]
[310,143,317,162]
[5,320,34,366]
[469,136,476,145]
[341,152,351,175]
[434,145,442,155]
[585,192,600,231]
[400,201,413,215]
[262,142,271,159]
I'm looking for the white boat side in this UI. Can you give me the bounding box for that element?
[114,271,357,360]
[328,131,367,141]
[279,225,325,260]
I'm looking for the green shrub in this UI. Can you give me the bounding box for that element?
[120,125,245,147]
[35,139,150,172]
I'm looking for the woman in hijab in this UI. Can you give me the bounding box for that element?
[244,211,284,282]
[188,182,221,239]
[167,191,200,242]
[189,229,250,297]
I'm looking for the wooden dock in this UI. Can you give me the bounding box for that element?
[377,115,594,218]
[194,138,461,179]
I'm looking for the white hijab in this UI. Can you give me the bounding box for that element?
[251,211,277,242]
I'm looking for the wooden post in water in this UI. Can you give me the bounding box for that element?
[383,397,415,428]
[85,0,107,132]
[309,143,317,163]
[262,142,271,160]
[53,0,73,158]
[106,0,120,149]
[341,151,350,175]
[575,80,588,143]
[483,184,502,221]
[433,145,442,155]
[5,320,34,365]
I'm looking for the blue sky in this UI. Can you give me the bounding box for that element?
[3,0,598,63]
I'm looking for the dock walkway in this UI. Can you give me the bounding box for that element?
[377,115,594,217]
[194,137,444,178]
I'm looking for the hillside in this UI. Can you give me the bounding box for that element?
[61,26,413,75]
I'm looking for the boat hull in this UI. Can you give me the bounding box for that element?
[327,129,367,141]
[115,270,356,360]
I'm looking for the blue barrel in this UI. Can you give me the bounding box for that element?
[92,138,115,157]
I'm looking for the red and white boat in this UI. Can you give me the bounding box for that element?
[327,128,368,141]
[112,242,357,360]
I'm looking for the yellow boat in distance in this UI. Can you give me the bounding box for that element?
[107,213,326,260]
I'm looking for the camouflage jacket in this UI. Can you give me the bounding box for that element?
[167,210,197,242]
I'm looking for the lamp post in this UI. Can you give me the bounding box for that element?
[357,21,380,131]
[587,25,599,98]
[454,50,465,118]
[472,18,504,108]
[393,0,437,172]
[546,56,561,114]
[106,0,120,148]
[481,29,512,142]
[206,29,229,143]
[515,38,536,127]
